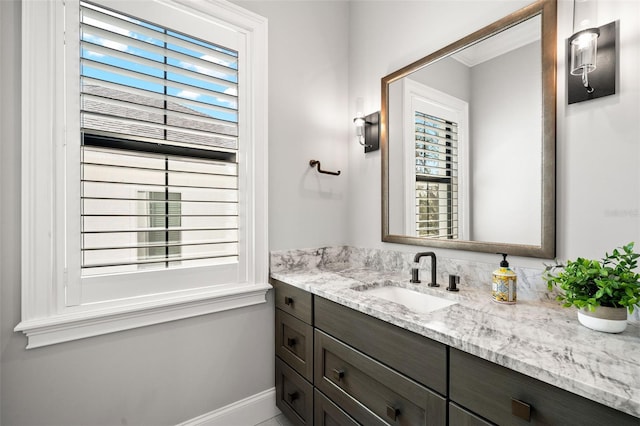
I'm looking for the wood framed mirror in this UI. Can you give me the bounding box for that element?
[381,0,556,258]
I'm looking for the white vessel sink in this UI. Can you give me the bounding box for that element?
[358,285,457,314]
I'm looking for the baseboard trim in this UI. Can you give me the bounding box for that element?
[178,387,281,426]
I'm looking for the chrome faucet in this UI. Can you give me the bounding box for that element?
[410,251,439,287]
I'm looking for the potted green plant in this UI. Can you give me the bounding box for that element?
[544,242,640,333]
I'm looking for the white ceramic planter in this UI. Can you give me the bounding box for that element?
[577,306,628,333]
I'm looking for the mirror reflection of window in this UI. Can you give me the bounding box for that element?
[395,79,468,240]
[415,112,459,239]
[382,4,556,258]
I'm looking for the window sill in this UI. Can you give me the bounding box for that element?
[14,283,271,349]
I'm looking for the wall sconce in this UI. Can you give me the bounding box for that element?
[569,27,600,93]
[567,1,617,104]
[353,111,380,153]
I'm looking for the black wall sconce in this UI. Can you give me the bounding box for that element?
[567,20,618,104]
[354,111,380,153]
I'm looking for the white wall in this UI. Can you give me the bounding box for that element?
[470,41,541,245]
[557,0,640,259]
[234,0,351,252]
[348,0,640,267]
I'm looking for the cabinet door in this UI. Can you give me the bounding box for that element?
[315,330,446,426]
[276,309,314,381]
[450,348,639,426]
[276,357,313,426]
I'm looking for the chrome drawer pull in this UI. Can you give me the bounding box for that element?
[511,398,531,421]
[386,405,400,421]
[332,368,345,381]
[284,296,294,306]
[287,391,299,403]
[286,337,297,347]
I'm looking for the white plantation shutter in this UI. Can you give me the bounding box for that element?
[414,111,459,239]
[18,0,268,347]
[79,1,241,279]
[81,145,239,275]
[80,2,239,151]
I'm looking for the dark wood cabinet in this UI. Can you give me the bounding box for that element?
[314,389,360,426]
[276,309,314,381]
[276,357,314,426]
[273,278,313,324]
[274,279,315,424]
[315,330,446,426]
[275,278,447,426]
[314,296,447,395]
[448,403,494,426]
[273,279,638,426]
[450,348,638,426]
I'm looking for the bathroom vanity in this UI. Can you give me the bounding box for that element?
[271,248,640,426]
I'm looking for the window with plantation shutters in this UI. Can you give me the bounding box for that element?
[414,111,459,239]
[399,80,468,241]
[79,2,240,277]
[80,2,239,149]
[18,0,268,348]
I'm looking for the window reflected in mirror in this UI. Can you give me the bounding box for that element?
[382,0,556,258]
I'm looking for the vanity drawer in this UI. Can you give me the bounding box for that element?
[314,296,447,394]
[276,309,314,381]
[448,402,494,426]
[314,389,360,426]
[450,348,639,426]
[272,278,313,324]
[276,357,313,426]
[315,330,446,426]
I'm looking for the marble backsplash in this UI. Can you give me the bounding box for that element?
[270,245,640,321]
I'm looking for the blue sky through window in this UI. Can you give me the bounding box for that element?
[81,2,239,124]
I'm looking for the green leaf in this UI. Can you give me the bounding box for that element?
[543,242,640,311]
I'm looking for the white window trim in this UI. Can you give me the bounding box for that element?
[16,0,269,349]
[401,78,469,240]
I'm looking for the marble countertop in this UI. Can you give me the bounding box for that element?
[271,264,640,418]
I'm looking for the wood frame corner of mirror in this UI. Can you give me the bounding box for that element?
[381,0,556,259]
